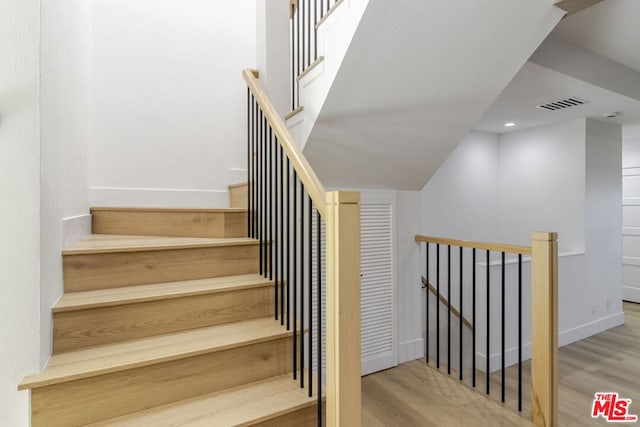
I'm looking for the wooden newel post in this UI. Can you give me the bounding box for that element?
[326,191,361,427]
[531,232,558,427]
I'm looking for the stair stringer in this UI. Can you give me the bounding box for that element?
[287,0,370,148]
[297,0,565,190]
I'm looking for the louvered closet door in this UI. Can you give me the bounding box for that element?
[361,193,397,375]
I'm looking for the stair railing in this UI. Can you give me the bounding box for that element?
[415,233,558,427]
[244,68,361,427]
[289,0,342,111]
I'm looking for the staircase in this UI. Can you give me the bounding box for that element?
[19,183,321,426]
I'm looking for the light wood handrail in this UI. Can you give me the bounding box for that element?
[421,276,473,330]
[414,235,531,255]
[244,69,361,426]
[243,69,327,218]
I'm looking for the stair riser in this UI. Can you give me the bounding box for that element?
[92,210,247,238]
[63,244,260,292]
[31,336,292,427]
[53,286,275,353]
[253,402,326,427]
[229,184,248,209]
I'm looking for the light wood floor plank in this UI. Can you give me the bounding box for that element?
[374,302,640,426]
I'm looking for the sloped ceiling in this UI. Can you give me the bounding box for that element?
[303,0,564,190]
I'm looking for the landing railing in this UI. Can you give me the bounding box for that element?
[289,0,342,111]
[244,69,361,427]
[415,233,558,427]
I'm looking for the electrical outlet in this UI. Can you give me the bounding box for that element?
[591,304,597,315]
[606,298,612,310]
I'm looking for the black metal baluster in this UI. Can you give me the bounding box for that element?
[316,209,322,427]
[258,110,263,276]
[314,0,318,60]
[280,146,285,325]
[302,0,306,69]
[518,253,523,412]
[501,252,506,403]
[472,248,476,388]
[459,246,463,381]
[297,0,301,91]
[425,243,429,364]
[307,0,311,67]
[293,172,298,380]
[273,135,278,320]
[268,127,273,282]
[247,89,251,237]
[247,91,255,238]
[436,244,440,369]
[486,249,490,395]
[447,245,451,375]
[300,184,305,388]
[262,116,268,278]
[308,195,313,397]
[286,158,291,331]
[291,5,295,111]
[253,99,258,239]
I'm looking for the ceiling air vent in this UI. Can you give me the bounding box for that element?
[535,97,589,112]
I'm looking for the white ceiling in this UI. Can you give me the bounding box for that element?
[553,0,640,73]
[474,62,640,134]
[304,0,563,189]
[475,0,640,134]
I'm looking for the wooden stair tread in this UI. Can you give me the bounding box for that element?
[19,317,288,390]
[53,274,272,312]
[87,375,316,426]
[63,234,257,255]
[91,207,247,213]
[227,182,248,189]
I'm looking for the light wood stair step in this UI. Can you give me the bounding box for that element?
[53,274,276,353]
[63,235,260,292]
[91,207,247,238]
[87,375,321,427]
[20,317,292,426]
[229,182,248,209]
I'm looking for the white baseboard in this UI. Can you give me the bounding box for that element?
[558,311,624,347]
[89,187,229,209]
[475,312,625,373]
[476,344,533,374]
[399,338,424,364]
[62,214,92,248]
[623,286,640,303]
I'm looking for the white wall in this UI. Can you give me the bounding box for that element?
[584,119,623,322]
[40,0,93,368]
[256,0,290,118]
[419,118,623,368]
[395,191,423,363]
[499,119,586,253]
[622,123,640,302]
[421,131,500,242]
[0,0,41,424]
[90,0,257,208]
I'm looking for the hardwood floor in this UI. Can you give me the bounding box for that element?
[362,360,533,426]
[362,302,640,426]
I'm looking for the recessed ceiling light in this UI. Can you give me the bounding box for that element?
[504,122,516,127]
